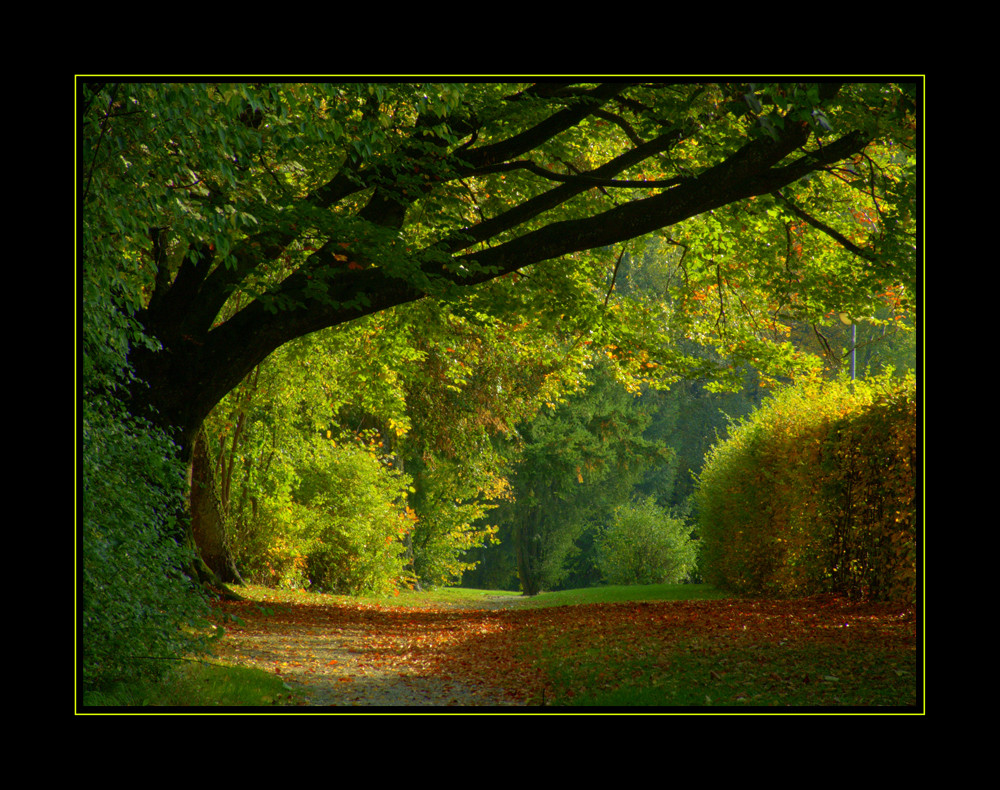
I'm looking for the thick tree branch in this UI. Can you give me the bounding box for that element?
[449,129,870,284]
[442,127,688,254]
[474,158,685,189]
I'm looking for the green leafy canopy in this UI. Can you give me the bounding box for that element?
[80,80,917,452]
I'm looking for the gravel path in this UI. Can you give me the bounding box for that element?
[213,595,532,708]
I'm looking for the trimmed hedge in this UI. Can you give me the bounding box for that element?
[694,373,917,602]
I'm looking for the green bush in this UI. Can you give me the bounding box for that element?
[694,372,916,602]
[222,441,305,588]
[595,497,698,586]
[81,396,211,691]
[292,439,415,595]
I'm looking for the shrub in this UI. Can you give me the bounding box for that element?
[595,497,698,586]
[223,450,306,588]
[81,396,211,691]
[291,439,415,595]
[817,385,917,601]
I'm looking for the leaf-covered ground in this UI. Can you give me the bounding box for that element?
[210,593,918,709]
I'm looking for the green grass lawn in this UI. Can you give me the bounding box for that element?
[236,582,729,610]
[508,583,731,608]
[510,590,918,709]
[79,660,304,708]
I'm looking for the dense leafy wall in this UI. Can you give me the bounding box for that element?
[81,397,211,689]
[694,373,917,602]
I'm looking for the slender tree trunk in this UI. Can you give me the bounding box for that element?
[514,507,542,596]
[189,429,245,588]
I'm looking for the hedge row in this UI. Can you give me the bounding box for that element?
[694,373,917,602]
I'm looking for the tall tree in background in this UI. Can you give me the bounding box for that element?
[490,359,665,594]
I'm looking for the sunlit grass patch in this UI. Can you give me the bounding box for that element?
[80,660,305,708]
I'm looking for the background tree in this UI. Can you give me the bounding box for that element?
[472,357,664,594]
[394,301,577,587]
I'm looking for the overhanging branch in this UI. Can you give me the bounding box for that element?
[473,158,685,189]
[775,190,876,262]
[449,129,870,284]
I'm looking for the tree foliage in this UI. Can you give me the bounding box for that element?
[79,80,917,459]
[200,323,418,594]
[200,294,588,592]
[79,94,213,688]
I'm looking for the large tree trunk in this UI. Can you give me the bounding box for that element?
[189,429,244,586]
